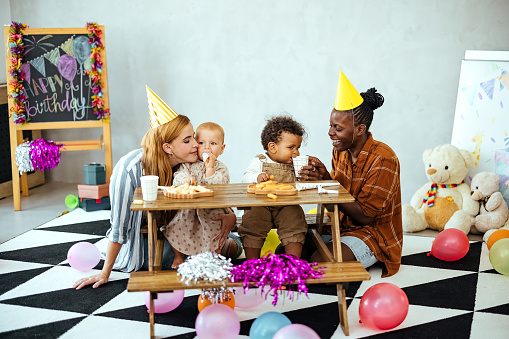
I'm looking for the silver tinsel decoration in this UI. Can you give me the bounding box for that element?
[177,252,233,285]
[15,141,34,174]
[201,287,233,304]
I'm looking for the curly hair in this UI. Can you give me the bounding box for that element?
[260,115,307,151]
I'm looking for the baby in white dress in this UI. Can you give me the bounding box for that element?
[162,122,231,268]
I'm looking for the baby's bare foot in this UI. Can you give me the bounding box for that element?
[171,256,185,269]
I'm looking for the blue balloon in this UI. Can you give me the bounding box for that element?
[249,311,292,339]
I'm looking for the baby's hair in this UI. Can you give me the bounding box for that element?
[196,122,225,143]
[261,114,307,151]
[351,87,384,131]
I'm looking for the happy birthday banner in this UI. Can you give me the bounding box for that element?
[21,33,95,122]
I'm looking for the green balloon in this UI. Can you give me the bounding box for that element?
[489,238,509,275]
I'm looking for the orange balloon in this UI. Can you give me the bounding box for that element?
[197,291,235,312]
[487,229,509,250]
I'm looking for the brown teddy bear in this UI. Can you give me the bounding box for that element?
[470,171,509,242]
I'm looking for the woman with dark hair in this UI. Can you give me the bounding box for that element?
[299,72,403,277]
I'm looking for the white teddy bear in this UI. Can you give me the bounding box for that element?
[470,171,509,242]
[402,144,479,235]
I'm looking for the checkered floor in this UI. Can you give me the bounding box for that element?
[1,209,508,338]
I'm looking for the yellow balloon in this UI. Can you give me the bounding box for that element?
[306,207,328,214]
[260,229,281,256]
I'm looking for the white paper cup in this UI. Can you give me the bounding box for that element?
[293,155,309,176]
[140,175,159,201]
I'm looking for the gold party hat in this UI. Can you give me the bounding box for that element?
[334,71,364,111]
[146,86,179,128]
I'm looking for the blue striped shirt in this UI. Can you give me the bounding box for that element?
[106,148,144,272]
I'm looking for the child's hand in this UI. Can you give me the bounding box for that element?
[204,152,217,169]
[182,177,195,185]
[257,173,270,183]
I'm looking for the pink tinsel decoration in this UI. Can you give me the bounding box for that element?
[230,254,324,306]
[29,139,64,171]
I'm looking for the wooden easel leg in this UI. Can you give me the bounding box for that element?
[337,284,350,336]
[103,122,113,183]
[150,292,156,338]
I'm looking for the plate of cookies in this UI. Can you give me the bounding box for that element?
[163,183,214,199]
[247,180,298,195]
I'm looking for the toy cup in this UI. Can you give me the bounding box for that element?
[140,175,159,201]
[293,155,309,177]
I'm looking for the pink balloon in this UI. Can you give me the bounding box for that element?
[144,290,184,313]
[67,242,101,271]
[195,304,240,339]
[233,287,265,309]
[429,228,470,261]
[359,283,409,330]
[57,54,77,83]
[273,324,320,339]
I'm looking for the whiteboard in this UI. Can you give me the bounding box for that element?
[451,51,509,176]
[451,50,509,205]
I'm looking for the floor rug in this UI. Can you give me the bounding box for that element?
[1,209,508,338]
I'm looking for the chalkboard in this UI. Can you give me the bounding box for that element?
[4,26,113,211]
[21,32,97,122]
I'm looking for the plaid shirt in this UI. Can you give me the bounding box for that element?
[331,133,403,277]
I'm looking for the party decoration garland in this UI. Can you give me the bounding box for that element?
[86,22,110,121]
[230,254,324,306]
[15,139,64,174]
[7,21,29,125]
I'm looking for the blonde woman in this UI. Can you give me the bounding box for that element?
[73,115,238,289]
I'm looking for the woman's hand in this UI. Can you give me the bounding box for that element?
[73,240,121,290]
[73,270,110,290]
[212,210,237,249]
[298,156,331,181]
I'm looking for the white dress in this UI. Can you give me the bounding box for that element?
[162,160,230,255]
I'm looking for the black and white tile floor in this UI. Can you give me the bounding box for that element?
[1,209,508,338]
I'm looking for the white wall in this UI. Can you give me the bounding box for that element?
[1,0,11,83]
[5,0,509,203]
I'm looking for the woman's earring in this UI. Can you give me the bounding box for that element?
[168,152,174,159]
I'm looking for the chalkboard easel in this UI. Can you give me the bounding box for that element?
[4,26,113,211]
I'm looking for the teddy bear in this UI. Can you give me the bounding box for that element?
[402,144,479,235]
[469,171,509,242]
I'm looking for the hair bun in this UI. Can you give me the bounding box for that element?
[361,87,384,110]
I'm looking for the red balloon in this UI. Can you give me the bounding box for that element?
[359,283,409,330]
[428,228,470,261]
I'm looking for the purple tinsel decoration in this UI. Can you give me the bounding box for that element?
[230,254,324,306]
[29,139,64,171]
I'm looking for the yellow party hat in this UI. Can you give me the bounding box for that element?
[146,86,179,128]
[334,71,364,111]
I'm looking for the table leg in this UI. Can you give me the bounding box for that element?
[315,203,325,234]
[331,204,350,336]
[150,292,156,338]
[147,212,154,272]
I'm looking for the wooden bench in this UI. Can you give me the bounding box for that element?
[127,261,370,338]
